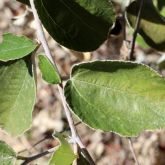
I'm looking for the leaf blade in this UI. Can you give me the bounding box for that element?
[65,61,165,136]
[38,55,61,84]
[34,0,115,52]
[0,57,36,136]
[0,33,37,62]
[49,133,76,165]
[127,0,165,51]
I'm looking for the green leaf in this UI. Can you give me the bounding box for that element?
[0,57,36,136]
[0,141,16,165]
[65,61,165,136]
[0,33,37,62]
[33,0,115,52]
[127,0,165,51]
[38,55,61,84]
[49,133,76,165]
[17,0,115,51]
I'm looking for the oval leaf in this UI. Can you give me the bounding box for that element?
[0,141,16,165]
[38,55,61,84]
[33,0,115,52]
[127,0,165,51]
[65,61,165,136]
[49,133,76,165]
[0,57,36,136]
[0,33,37,62]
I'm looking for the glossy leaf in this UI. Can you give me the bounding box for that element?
[38,55,61,84]
[0,141,16,165]
[49,133,76,165]
[0,33,37,62]
[65,61,165,136]
[127,0,165,51]
[0,57,36,135]
[33,0,115,52]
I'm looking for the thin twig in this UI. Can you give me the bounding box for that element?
[57,85,78,154]
[128,138,140,165]
[29,0,77,152]
[129,0,144,60]
[18,148,55,165]
[18,121,82,154]
[29,0,95,164]
[18,135,51,154]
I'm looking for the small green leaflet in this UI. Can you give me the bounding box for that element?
[49,133,76,165]
[0,33,37,62]
[65,61,165,136]
[0,141,16,165]
[38,55,61,84]
[0,57,36,136]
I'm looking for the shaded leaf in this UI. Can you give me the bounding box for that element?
[49,133,76,165]
[38,55,61,84]
[0,141,16,165]
[33,0,115,52]
[127,0,165,51]
[0,33,37,62]
[0,57,36,136]
[65,61,165,136]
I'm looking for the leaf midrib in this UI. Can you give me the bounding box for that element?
[72,78,165,107]
[6,68,28,117]
[71,78,165,127]
[0,45,34,54]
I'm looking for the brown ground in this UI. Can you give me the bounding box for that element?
[1,1,165,165]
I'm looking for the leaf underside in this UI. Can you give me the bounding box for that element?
[65,61,165,136]
[0,57,36,136]
[0,33,37,62]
